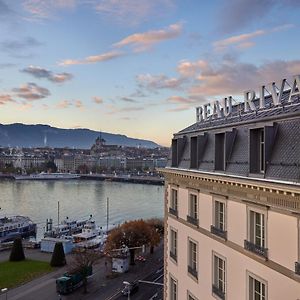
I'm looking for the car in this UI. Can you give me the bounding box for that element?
[121,282,139,296]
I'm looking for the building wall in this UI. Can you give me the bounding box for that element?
[165,178,300,300]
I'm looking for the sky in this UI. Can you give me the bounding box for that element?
[1,0,300,146]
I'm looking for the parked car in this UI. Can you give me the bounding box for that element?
[121,282,139,296]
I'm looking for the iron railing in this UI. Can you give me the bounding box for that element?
[169,207,178,217]
[211,225,227,240]
[169,251,177,262]
[244,240,268,258]
[187,215,199,227]
[188,265,198,279]
[212,285,225,300]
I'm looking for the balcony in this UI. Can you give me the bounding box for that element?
[169,251,177,262]
[244,240,268,259]
[188,265,198,279]
[187,215,199,227]
[295,262,300,275]
[210,225,227,240]
[169,207,178,217]
[212,285,225,300]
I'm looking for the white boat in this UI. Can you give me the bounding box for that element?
[44,216,90,238]
[73,219,107,249]
[14,172,80,180]
[0,215,37,243]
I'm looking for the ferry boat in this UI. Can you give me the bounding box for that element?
[0,215,37,243]
[14,172,80,180]
[73,219,107,249]
[44,216,91,238]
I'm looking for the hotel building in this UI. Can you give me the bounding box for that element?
[162,86,300,299]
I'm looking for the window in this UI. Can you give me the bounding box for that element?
[211,199,227,239]
[187,291,198,300]
[250,128,265,173]
[170,229,177,262]
[245,209,267,258]
[169,188,178,216]
[170,276,177,300]
[248,273,267,300]
[188,239,198,279]
[187,193,198,226]
[212,254,226,300]
[215,133,225,171]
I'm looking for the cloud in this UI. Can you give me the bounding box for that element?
[0,94,15,105]
[136,73,185,91]
[120,97,138,103]
[0,37,42,58]
[189,57,300,97]
[214,24,293,51]
[114,23,182,52]
[59,50,123,66]
[22,0,76,19]
[74,99,83,108]
[0,0,12,17]
[177,60,208,77]
[12,82,50,101]
[94,0,175,26]
[21,65,73,83]
[0,63,16,68]
[167,95,199,105]
[93,96,103,104]
[56,99,84,109]
[217,0,300,33]
[107,105,144,114]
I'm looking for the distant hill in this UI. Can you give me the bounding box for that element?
[0,123,159,149]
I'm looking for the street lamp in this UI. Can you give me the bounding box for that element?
[1,288,8,300]
[123,281,131,300]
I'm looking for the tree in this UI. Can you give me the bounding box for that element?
[105,219,156,265]
[146,218,163,254]
[9,238,25,261]
[69,249,102,293]
[45,160,57,173]
[50,242,66,267]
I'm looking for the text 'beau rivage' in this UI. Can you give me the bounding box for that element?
[196,75,300,122]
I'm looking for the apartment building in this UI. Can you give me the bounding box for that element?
[162,81,300,299]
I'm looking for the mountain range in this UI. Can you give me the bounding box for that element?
[0,123,159,149]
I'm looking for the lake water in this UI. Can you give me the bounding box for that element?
[0,180,164,239]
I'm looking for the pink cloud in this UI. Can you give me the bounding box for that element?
[93,96,103,104]
[114,23,182,52]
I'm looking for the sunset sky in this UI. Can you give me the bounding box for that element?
[1,0,300,146]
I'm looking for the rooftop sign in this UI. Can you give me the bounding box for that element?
[196,75,300,122]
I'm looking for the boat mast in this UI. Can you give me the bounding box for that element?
[57,201,60,225]
[106,197,109,233]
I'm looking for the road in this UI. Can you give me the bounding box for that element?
[108,264,164,300]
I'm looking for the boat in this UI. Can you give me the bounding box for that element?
[44,216,91,238]
[0,215,37,243]
[14,172,80,180]
[73,219,107,249]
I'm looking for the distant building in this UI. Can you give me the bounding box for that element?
[162,87,300,299]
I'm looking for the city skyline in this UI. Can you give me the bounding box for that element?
[1,1,300,146]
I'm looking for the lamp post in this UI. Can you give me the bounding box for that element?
[1,288,8,300]
[123,281,131,300]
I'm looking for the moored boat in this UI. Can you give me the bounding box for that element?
[0,215,37,243]
[14,172,80,180]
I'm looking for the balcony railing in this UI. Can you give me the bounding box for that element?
[188,265,198,279]
[169,251,177,262]
[169,207,178,217]
[244,240,268,259]
[187,215,199,227]
[212,285,225,300]
[295,262,300,275]
[211,225,227,240]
